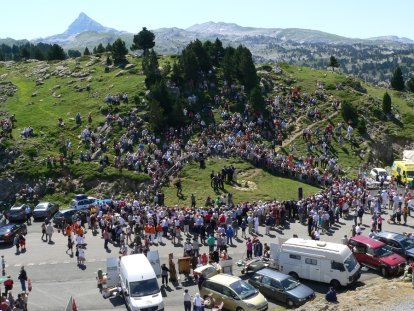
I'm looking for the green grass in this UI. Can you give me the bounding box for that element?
[162,158,320,207]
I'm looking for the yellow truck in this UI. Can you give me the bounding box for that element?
[391,160,414,185]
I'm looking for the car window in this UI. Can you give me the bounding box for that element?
[251,273,262,282]
[261,276,271,286]
[222,286,233,297]
[331,261,345,271]
[270,279,281,288]
[366,246,375,256]
[289,254,301,260]
[389,240,401,248]
[305,258,317,265]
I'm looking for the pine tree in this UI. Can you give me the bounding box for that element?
[390,67,405,91]
[131,27,155,55]
[111,38,128,66]
[329,56,339,71]
[96,43,106,54]
[83,47,91,56]
[382,92,392,114]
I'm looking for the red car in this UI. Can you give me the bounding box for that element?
[348,235,406,277]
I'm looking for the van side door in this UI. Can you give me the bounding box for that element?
[303,258,321,281]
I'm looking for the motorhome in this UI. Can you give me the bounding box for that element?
[119,254,164,311]
[274,238,361,287]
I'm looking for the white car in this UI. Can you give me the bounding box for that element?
[370,168,391,182]
[70,194,97,210]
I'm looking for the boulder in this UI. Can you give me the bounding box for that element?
[115,70,125,77]
[31,91,38,97]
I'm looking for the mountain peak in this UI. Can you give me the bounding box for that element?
[64,12,118,35]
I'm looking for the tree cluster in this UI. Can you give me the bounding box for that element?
[0,42,67,61]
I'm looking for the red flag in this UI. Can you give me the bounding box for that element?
[72,297,78,311]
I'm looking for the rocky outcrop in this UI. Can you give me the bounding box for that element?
[0,81,17,103]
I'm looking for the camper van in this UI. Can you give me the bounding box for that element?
[391,160,414,184]
[275,238,361,288]
[119,254,164,311]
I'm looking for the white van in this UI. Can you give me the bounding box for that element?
[119,254,164,311]
[274,238,361,288]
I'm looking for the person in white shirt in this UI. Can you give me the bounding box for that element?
[193,293,204,311]
[183,289,191,311]
[355,223,362,235]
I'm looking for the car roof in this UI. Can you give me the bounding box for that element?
[10,205,25,209]
[60,209,76,214]
[350,235,385,248]
[254,268,289,281]
[375,231,406,241]
[0,224,15,229]
[208,274,241,286]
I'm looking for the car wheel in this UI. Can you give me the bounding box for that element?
[288,272,299,280]
[236,308,245,311]
[381,267,388,277]
[330,279,341,289]
[286,299,295,308]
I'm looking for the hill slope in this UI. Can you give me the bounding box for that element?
[0,56,414,205]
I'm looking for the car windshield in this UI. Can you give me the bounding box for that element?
[400,238,414,250]
[129,278,159,297]
[374,245,393,258]
[230,280,258,300]
[377,171,387,176]
[344,254,358,272]
[10,206,22,211]
[35,204,47,210]
[280,277,300,290]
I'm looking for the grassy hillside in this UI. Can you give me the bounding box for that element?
[1,56,414,204]
[163,158,320,207]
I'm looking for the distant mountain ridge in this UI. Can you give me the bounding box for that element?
[1,14,413,85]
[64,12,119,35]
[17,14,412,48]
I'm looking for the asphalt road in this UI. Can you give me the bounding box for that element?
[1,207,414,311]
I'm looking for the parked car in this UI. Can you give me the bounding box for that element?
[348,235,406,277]
[200,274,268,311]
[0,224,27,244]
[372,231,414,262]
[248,268,315,308]
[7,204,32,222]
[370,168,391,181]
[33,202,59,220]
[53,209,79,227]
[70,194,96,211]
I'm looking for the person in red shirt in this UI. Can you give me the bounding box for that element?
[4,275,13,295]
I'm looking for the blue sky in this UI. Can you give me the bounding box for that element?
[1,0,412,40]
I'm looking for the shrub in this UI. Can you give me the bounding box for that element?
[25,147,38,159]
[382,92,392,114]
[341,101,359,125]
